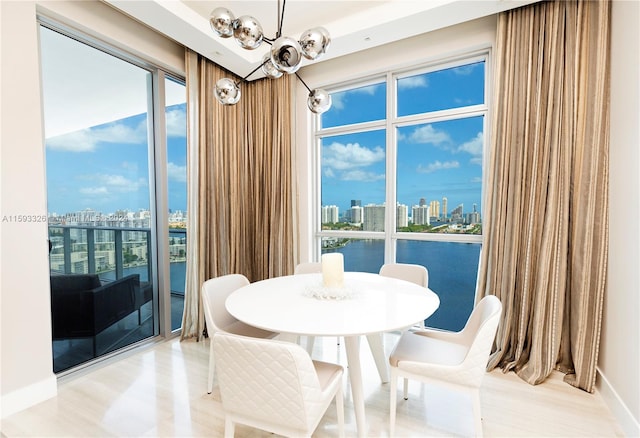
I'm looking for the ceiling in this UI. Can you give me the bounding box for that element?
[104,0,539,80]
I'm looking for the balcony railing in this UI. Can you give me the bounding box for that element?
[48,225,186,295]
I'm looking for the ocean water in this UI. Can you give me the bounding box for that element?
[109,239,479,332]
[324,239,481,331]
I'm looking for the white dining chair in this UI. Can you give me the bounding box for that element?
[202,274,278,394]
[379,262,429,328]
[213,332,345,438]
[379,262,428,288]
[388,295,502,437]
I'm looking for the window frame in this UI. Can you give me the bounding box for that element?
[313,49,490,264]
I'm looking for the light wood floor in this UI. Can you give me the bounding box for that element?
[1,333,624,437]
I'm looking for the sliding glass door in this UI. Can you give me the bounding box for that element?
[40,24,184,372]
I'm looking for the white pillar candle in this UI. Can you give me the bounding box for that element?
[322,253,344,288]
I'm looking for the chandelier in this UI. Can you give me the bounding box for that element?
[209,0,332,114]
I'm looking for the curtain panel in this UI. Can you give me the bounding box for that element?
[478,0,610,393]
[181,50,296,340]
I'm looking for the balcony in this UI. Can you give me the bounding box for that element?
[48,224,185,373]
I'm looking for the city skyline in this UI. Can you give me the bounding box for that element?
[319,62,485,220]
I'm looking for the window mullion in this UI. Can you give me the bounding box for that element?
[385,71,397,264]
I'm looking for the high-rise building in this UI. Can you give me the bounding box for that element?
[349,205,363,224]
[429,200,440,220]
[450,203,464,223]
[412,204,430,225]
[442,197,448,220]
[351,199,362,207]
[397,203,408,228]
[363,204,385,231]
[419,197,426,206]
[467,203,481,224]
[321,205,339,224]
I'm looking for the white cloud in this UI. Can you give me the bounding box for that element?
[46,119,147,152]
[417,160,460,173]
[167,162,187,182]
[46,130,99,152]
[331,94,345,110]
[121,161,139,172]
[453,64,480,76]
[340,169,385,182]
[166,108,186,137]
[458,132,483,156]
[322,141,385,170]
[332,84,379,111]
[409,125,451,145]
[323,167,336,178]
[79,187,109,195]
[398,75,428,89]
[93,174,147,192]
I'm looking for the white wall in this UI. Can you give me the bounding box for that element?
[0,0,183,418]
[0,0,56,416]
[600,1,640,436]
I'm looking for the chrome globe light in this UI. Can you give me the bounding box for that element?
[209,7,235,38]
[261,53,283,79]
[232,15,263,50]
[209,0,332,114]
[300,27,330,60]
[270,36,303,74]
[214,78,241,105]
[307,88,332,114]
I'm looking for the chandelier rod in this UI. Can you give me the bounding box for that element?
[236,57,272,85]
[277,0,286,39]
[294,72,312,93]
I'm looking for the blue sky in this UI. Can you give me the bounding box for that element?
[41,26,187,216]
[45,104,187,215]
[320,62,485,217]
[42,21,483,219]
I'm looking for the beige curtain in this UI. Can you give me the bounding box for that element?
[478,0,610,393]
[181,50,296,340]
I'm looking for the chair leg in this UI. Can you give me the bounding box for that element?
[224,417,235,438]
[403,377,409,400]
[389,369,398,437]
[472,390,483,437]
[336,383,345,438]
[207,339,215,394]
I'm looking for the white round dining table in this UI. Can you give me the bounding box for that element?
[226,271,440,437]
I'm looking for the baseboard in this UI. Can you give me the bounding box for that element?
[1,375,57,419]
[597,367,640,437]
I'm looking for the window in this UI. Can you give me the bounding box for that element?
[316,56,487,331]
[40,24,186,372]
